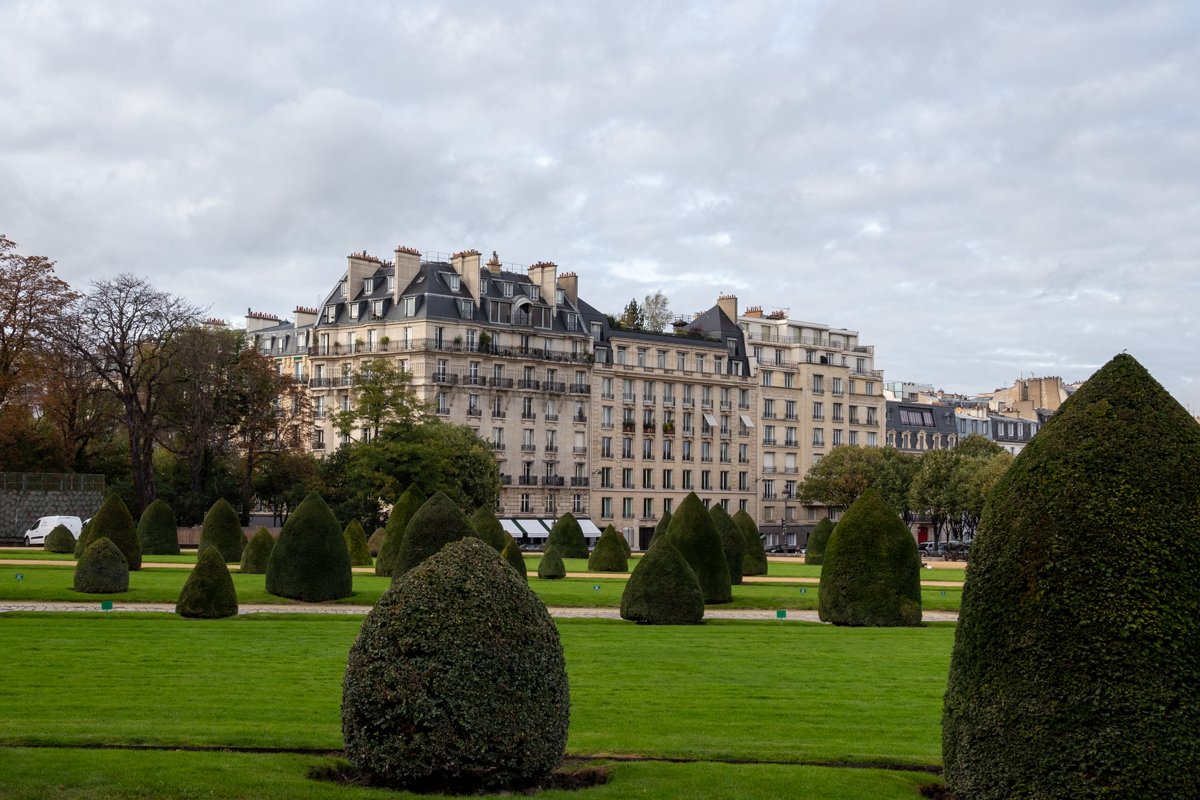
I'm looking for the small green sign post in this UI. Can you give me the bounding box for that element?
[14,573,23,585]
[593,584,600,592]
[800,587,807,594]
[776,609,786,626]
[101,600,113,619]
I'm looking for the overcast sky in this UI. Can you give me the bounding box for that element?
[2,1,1198,407]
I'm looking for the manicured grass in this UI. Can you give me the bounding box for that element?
[0,613,954,764]
[0,747,943,800]
[523,555,968,584]
[1,550,202,563]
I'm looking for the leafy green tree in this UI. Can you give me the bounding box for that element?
[641,290,672,333]
[907,448,963,547]
[331,358,431,439]
[617,299,644,330]
[869,448,918,524]
[954,432,1005,458]
[958,451,1013,538]
[797,445,885,511]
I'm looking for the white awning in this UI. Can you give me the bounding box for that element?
[500,519,531,538]
[577,518,603,536]
[703,413,718,427]
[537,519,558,534]
[740,414,755,429]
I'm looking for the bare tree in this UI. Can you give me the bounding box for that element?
[641,290,672,333]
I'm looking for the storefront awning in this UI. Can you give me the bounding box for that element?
[577,518,603,536]
[740,414,755,429]
[702,413,718,427]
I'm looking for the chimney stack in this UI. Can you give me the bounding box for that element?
[393,246,421,305]
[528,261,559,311]
[346,252,379,309]
[717,294,738,321]
[245,309,280,333]
[293,306,318,328]
[558,271,579,307]
[451,250,483,300]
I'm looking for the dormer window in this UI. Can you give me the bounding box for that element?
[339,281,347,297]
[529,285,540,301]
[503,282,513,298]
[404,296,417,317]
[448,275,461,292]
[349,303,359,320]
[459,300,474,319]
[364,278,374,294]
[480,276,488,293]
[565,312,578,331]
[556,288,565,305]
[326,305,336,323]
[388,276,396,292]
[371,300,383,319]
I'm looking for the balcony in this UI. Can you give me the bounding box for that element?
[467,408,482,417]
[763,437,777,446]
[701,456,712,463]
[850,368,884,378]
[785,439,798,448]
[681,455,694,462]
[309,376,354,389]
[489,377,514,389]
[543,476,565,486]
[642,424,656,434]
[462,375,486,387]
[311,441,325,450]
[762,411,776,420]
[573,446,588,455]
[601,422,613,429]
[662,397,675,407]
[492,442,506,450]
[545,414,559,422]
[521,412,537,420]
[662,423,676,436]
[600,391,614,399]
[762,466,777,473]
[720,429,731,438]
[545,445,559,453]
[517,379,540,390]
[784,413,798,421]
[784,467,799,474]
[762,490,777,500]
[720,401,732,410]
[570,476,589,487]
[433,373,458,385]
[569,383,591,394]
[701,400,713,409]
[700,428,713,438]
[682,399,695,408]
[643,395,656,404]
[573,413,588,423]
[521,444,537,452]
[500,474,512,485]
[813,415,824,422]
[681,427,694,436]
[622,422,636,433]
[518,475,538,486]
[544,381,567,393]
[622,393,636,403]
[491,410,506,418]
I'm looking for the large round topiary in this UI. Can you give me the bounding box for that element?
[587,525,629,572]
[367,527,385,557]
[344,519,373,566]
[73,537,129,594]
[537,546,565,579]
[83,494,142,571]
[375,484,426,577]
[817,488,921,627]
[709,504,745,585]
[943,354,1200,800]
[265,492,353,602]
[137,498,180,556]
[545,512,588,559]
[342,538,570,792]
[805,518,834,565]
[666,492,731,604]
[44,524,76,554]
[734,509,767,576]
[392,491,475,581]
[620,534,704,625]
[502,538,527,582]
[73,518,91,559]
[196,498,244,563]
[240,527,275,574]
[649,510,672,547]
[470,505,507,552]
[176,545,238,619]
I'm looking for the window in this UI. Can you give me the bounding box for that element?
[643,498,654,518]
[404,296,417,317]
[695,354,705,372]
[701,470,712,490]
[848,430,858,445]
[739,388,749,409]
[437,392,448,414]
[459,300,473,319]
[663,469,673,489]
[502,282,514,298]
[643,380,655,401]
[602,497,612,518]
[761,370,772,387]
[521,493,531,513]
[325,305,336,323]
[364,277,374,294]
[665,498,674,515]
[739,471,748,490]
[763,399,775,418]
[867,431,877,447]
[677,352,686,370]
[388,276,396,292]
[682,470,693,489]
[813,375,824,393]
[813,402,824,421]
[833,429,843,446]
[898,408,936,427]
[339,281,347,297]
[623,497,634,518]
[865,382,875,396]
[832,403,843,422]
[616,346,627,365]
[720,471,729,490]
[622,438,633,458]
[529,285,540,301]
[602,377,613,399]
[713,356,723,374]
[642,468,653,489]
[642,439,653,459]
[813,428,824,446]
[637,348,647,367]
[657,350,667,368]
[573,493,583,513]
[591,322,602,341]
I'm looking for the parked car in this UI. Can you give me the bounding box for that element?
[23,516,83,546]
[943,541,971,562]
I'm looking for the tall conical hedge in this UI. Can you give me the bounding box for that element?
[734,509,767,576]
[620,534,704,625]
[265,492,353,602]
[537,545,565,579]
[943,354,1200,800]
[817,489,920,627]
[376,484,426,577]
[545,512,588,559]
[197,498,244,563]
[588,525,629,572]
[73,518,90,559]
[470,505,507,552]
[343,519,373,566]
[176,545,238,619]
[44,524,76,554]
[83,494,142,571]
[137,498,180,556]
[73,537,129,593]
[367,527,385,557]
[666,492,731,604]
[392,491,474,581]
[805,518,834,565]
[649,510,671,547]
[502,538,527,582]
[240,527,274,574]
[709,504,745,585]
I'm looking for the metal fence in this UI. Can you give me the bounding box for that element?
[0,473,105,492]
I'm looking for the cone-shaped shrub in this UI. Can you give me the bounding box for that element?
[943,354,1200,800]
[73,537,129,593]
[502,530,517,554]
[470,505,507,552]
[196,498,244,563]
[367,527,385,557]
[342,538,569,792]
[537,545,565,579]
[83,494,142,571]
[709,504,745,585]
[666,493,731,604]
[137,498,180,556]
[73,519,90,559]
[502,538,527,582]
[588,525,629,572]
[265,492,353,602]
[805,518,834,565]
[735,509,768,576]
[176,545,238,619]
[343,519,373,566]
[545,513,588,559]
[392,491,474,580]
[44,524,76,553]
[817,489,920,627]
[620,534,704,625]
[239,527,275,574]
[650,511,671,546]
[375,484,426,576]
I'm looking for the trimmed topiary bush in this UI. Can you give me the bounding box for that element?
[197,498,244,563]
[545,512,588,559]
[805,518,834,565]
[240,527,274,574]
[666,492,731,604]
[265,492,353,602]
[817,489,920,627]
[73,537,129,593]
[392,491,475,581]
[73,518,90,559]
[343,519,373,566]
[734,509,767,576]
[376,484,426,577]
[137,498,180,556]
[342,538,570,792]
[943,354,1200,800]
[83,494,142,571]
[649,510,671,547]
[709,504,745,585]
[470,505,507,552]
[176,545,238,619]
[367,528,385,557]
[537,545,565,579]
[588,525,629,572]
[44,524,76,554]
[502,538,527,582]
[620,534,704,625]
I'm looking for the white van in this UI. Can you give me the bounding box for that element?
[23,516,83,546]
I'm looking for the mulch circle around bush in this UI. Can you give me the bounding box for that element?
[306,758,611,794]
